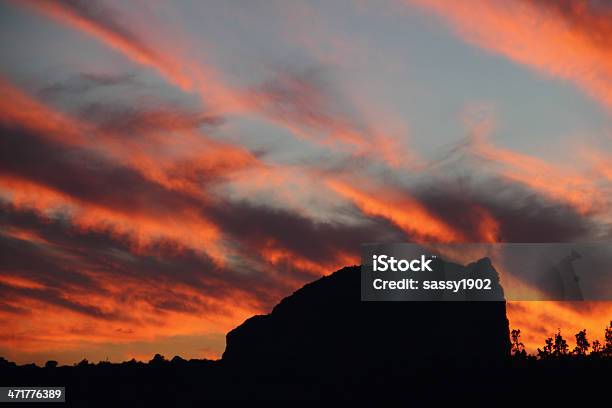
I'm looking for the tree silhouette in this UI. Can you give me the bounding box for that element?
[510,329,526,358]
[573,329,589,356]
[552,330,569,357]
[592,340,602,355]
[528,324,612,360]
[76,359,89,367]
[605,321,612,357]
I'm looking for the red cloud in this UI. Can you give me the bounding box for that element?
[409,0,612,110]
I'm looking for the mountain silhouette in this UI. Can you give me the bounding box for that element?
[1,259,610,404]
[224,260,510,374]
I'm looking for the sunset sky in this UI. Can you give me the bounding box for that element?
[1,0,612,364]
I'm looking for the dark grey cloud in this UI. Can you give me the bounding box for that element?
[77,102,223,134]
[248,65,369,139]
[0,203,280,319]
[207,199,406,264]
[0,123,204,216]
[0,279,118,320]
[38,72,139,99]
[414,176,595,242]
[37,70,222,135]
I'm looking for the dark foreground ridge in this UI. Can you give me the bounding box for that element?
[1,261,611,404]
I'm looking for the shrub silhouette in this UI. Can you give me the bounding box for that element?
[592,339,602,355]
[44,360,58,369]
[149,353,167,366]
[537,337,554,359]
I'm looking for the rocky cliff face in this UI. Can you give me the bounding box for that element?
[223,260,510,375]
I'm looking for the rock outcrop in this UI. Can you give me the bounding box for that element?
[223,259,511,376]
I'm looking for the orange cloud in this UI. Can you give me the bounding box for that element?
[19,0,193,90]
[14,1,415,168]
[0,175,223,261]
[260,241,358,282]
[0,83,249,265]
[0,78,88,145]
[409,0,612,110]
[0,281,252,362]
[1,76,261,197]
[472,138,606,215]
[327,178,465,242]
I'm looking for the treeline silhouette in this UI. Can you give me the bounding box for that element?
[0,264,611,404]
[510,321,612,360]
[2,327,611,404]
[3,321,607,373]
